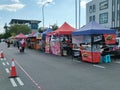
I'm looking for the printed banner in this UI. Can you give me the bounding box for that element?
[50,41,61,56]
[81,50,100,63]
[45,36,50,53]
[104,34,116,44]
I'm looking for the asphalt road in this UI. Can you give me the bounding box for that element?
[0,42,120,90]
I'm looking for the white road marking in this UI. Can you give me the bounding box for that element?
[73,60,81,63]
[16,77,24,86]
[114,61,120,64]
[15,60,42,90]
[6,62,10,65]
[10,78,17,87]
[2,62,6,66]
[93,65,105,69]
[5,68,10,73]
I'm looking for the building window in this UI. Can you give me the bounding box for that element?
[99,0,108,10]
[93,5,96,12]
[89,5,96,13]
[93,15,95,21]
[89,6,92,13]
[89,16,93,22]
[31,23,38,29]
[112,11,115,21]
[117,10,120,20]
[89,15,95,22]
[99,12,108,24]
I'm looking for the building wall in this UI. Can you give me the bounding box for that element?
[10,19,41,32]
[86,0,120,29]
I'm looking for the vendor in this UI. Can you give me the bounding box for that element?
[61,38,68,56]
[80,44,84,50]
[101,44,110,56]
[79,44,84,58]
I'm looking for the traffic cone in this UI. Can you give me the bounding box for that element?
[0,49,4,59]
[10,58,17,78]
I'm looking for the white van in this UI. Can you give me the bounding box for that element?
[111,37,120,56]
[116,37,120,47]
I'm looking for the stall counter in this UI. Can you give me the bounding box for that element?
[81,50,101,63]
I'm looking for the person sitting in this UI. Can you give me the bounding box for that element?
[80,44,84,51]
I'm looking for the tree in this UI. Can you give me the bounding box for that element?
[51,24,58,31]
[0,34,4,39]
[9,25,31,35]
[38,27,44,33]
[3,32,11,39]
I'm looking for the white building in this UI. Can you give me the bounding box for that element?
[86,0,120,29]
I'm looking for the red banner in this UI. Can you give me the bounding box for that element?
[81,50,100,63]
[104,34,116,44]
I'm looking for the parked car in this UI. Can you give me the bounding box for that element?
[109,37,120,57]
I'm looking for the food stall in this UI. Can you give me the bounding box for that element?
[72,22,116,63]
[42,28,53,40]
[15,33,27,39]
[27,32,41,49]
[46,22,76,56]
[41,28,53,52]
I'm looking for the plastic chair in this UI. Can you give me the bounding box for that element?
[103,55,111,63]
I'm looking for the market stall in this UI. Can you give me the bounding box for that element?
[14,33,27,48]
[41,28,53,52]
[27,32,41,49]
[15,33,27,39]
[33,32,41,50]
[46,22,76,56]
[72,22,116,63]
[42,28,53,40]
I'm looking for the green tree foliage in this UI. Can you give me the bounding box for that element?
[3,32,11,39]
[38,27,44,33]
[9,25,31,35]
[0,34,4,39]
[51,24,58,31]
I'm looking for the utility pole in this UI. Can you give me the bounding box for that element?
[42,1,50,30]
[75,0,81,29]
[79,0,81,29]
[75,0,77,29]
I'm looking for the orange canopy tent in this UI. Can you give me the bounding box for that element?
[15,33,27,39]
[51,22,76,35]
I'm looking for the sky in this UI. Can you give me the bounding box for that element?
[0,0,92,33]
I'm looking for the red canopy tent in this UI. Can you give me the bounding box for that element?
[52,22,76,35]
[27,31,36,38]
[45,22,76,55]
[15,33,27,39]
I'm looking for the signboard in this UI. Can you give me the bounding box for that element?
[45,36,50,53]
[81,50,100,63]
[104,34,116,44]
[50,41,61,56]
[93,35,102,42]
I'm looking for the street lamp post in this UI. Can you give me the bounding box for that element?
[42,2,50,30]
[75,0,81,29]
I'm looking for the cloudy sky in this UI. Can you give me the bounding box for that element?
[0,0,92,33]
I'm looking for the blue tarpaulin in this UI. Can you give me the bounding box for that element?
[42,28,53,39]
[72,22,116,36]
[32,32,40,37]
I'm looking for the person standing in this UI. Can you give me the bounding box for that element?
[20,39,26,52]
[7,39,10,48]
[17,39,20,49]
